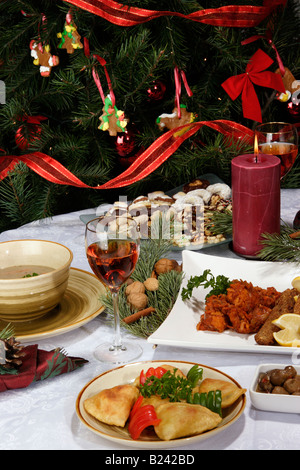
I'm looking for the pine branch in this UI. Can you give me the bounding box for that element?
[258,228,300,264]
[100,238,183,338]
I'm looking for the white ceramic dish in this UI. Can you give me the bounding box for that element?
[148,250,300,354]
[250,364,300,413]
[76,360,246,449]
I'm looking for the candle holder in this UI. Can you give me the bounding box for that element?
[231,153,281,259]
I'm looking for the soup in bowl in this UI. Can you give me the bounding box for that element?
[0,239,73,322]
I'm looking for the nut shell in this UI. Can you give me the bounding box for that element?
[154,258,178,275]
[127,293,148,310]
[144,278,159,291]
[125,281,145,296]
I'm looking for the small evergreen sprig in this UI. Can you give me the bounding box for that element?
[257,227,300,264]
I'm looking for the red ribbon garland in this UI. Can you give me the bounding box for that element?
[241,30,286,76]
[221,49,285,122]
[63,0,286,28]
[1,120,253,189]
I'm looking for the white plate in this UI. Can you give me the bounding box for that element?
[147,251,300,354]
[250,363,300,413]
[75,360,246,449]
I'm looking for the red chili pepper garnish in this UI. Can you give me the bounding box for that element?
[128,404,161,440]
[129,395,143,420]
[139,366,167,385]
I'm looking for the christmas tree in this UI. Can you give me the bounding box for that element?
[0,0,299,232]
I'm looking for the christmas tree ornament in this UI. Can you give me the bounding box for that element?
[15,115,47,150]
[57,10,83,54]
[221,49,285,122]
[91,55,128,135]
[147,80,166,101]
[30,40,59,77]
[99,95,128,136]
[287,99,300,118]
[156,104,196,136]
[275,67,300,102]
[114,125,145,168]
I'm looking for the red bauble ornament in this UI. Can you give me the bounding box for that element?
[287,99,300,118]
[15,123,42,150]
[115,127,136,157]
[114,125,144,168]
[147,80,166,101]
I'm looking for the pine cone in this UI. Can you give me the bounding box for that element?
[2,337,26,371]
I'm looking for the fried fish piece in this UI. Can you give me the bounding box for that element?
[197,378,246,408]
[254,288,298,346]
[83,384,139,427]
[154,402,222,440]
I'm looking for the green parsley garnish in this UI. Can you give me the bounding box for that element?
[22,272,39,278]
[139,365,222,416]
[181,269,231,301]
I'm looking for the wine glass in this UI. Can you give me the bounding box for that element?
[85,214,142,363]
[254,122,298,179]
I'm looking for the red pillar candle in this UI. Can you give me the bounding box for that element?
[231,154,281,258]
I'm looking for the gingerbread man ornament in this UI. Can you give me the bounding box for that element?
[30,40,59,77]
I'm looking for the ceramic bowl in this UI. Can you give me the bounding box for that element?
[0,239,73,322]
[250,363,300,413]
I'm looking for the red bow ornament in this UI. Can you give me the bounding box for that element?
[221,49,285,122]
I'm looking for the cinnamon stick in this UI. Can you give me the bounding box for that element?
[123,306,155,324]
[289,231,300,239]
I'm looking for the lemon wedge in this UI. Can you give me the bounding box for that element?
[291,276,300,292]
[272,313,300,347]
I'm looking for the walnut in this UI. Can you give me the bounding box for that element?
[154,258,179,275]
[144,278,159,291]
[125,281,145,296]
[127,293,148,310]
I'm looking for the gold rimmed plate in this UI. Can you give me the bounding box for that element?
[0,268,106,342]
[76,360,246,449]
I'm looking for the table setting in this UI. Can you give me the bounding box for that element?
[0,124,300,450]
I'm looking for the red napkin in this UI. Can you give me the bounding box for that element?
[0,344,88,392]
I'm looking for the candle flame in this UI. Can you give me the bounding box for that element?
[254,134,258,162]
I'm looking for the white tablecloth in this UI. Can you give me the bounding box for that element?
[0,189,299,451]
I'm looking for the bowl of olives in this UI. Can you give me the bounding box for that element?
[250,364,300,413]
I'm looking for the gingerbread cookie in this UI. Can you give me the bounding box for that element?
[183,178,210,193]
[156,105,195,136]
[30,40,59,77]
[57,21,83,54]
[99,95,128,136]
[275,67,300,102]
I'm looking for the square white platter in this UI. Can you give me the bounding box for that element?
[147,250,300,354]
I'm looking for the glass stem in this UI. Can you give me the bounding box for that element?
[111,291,123,349]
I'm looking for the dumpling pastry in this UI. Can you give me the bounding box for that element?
[84,384,139,427]
[198,378,246,408]
[142,395,170,410]
[154,402,222,441]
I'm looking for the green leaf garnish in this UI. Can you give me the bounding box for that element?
[181,269,231,301]
[138,365,222,416]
